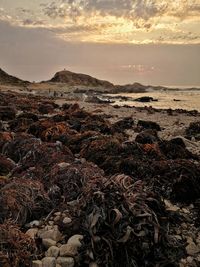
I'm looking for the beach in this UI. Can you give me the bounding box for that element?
[0,88,200,266]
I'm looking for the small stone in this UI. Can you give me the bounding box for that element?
[42,238,57,249]
[56,257,74,267]
[32,260,42,267]
[67,234,83,247]
[54,216,60,222]
[63,217,72,225]
[186,256,193,263]
[54,212,61,216]
[54,216,61,222]
[25,228,38,239]
[182,208,190,214]
[164,200,179,212]
[49,221,54,226]
[30,220,40,227]
[196,255,200,262]
[174,235,182,241]
[46,246,60,258]
[42,257,56,267]
[59,244,77,257]
[186,242,200,256]
[58,162,70,169]
[38,227,62,242]
[181,223,188,229]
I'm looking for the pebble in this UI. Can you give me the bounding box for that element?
[56,257,74,267]
[63,217,72,225]
[46,246,60,258]
[42,257,56,267]
[164,199,180,212]
[54,212,62,217]
[30,220,40,227]
[186,241,200,256]
[67,234,83,247]
[38,227,62,242]
[181,223,188,229]
[58,162,70,169]
[186,256,193,263]
[32,260,42,267]
[59,244,78,257]
[25,228,38,239]
[54,215,61,222]
[182,208,190,214]
[42,238,57,249]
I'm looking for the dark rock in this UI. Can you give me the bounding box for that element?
[186,121,200,140]
[137,120,161,131]
[135,129,160,144]
[112,117,134,132]
[135,96,157,102]
[0,106,16,121]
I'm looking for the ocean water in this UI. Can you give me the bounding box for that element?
[110,89,200,112]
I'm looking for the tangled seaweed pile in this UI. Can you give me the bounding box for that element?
[0,91,200,267]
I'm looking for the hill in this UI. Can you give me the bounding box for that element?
[0,68,29,85]
[47,70,114,88]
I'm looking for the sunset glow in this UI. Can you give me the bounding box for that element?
[0,0,200,44]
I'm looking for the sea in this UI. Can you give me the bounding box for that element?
[109,87,200,112]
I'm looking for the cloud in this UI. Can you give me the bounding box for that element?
[0,0,200,44]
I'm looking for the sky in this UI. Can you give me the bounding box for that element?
[0,0,200,86]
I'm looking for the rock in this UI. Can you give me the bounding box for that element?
[25,228,38,239]
[134,96,156,103]
[49,221,54,226]
[56,257,74,267]
[135,129,160,144]
[181,223,188,229]
[46,246,60,258]
[58,162,71,169]
[164,199,180,212]
[59,244,78,257]
[38,227,62,242]
[137,120,161,131]
[42,238,57,249]
[182,208,190,214]
[54,212,62,216]
[67,234,83,247]
[42,257,56,267]
[186,241,200,256]
[32,260,43,267]
[186,256,193,263]
[54,215,61,222]
[62,217,72,225]
[30,220,40,227]
[0,106,16,120]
